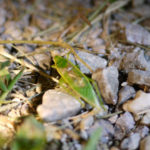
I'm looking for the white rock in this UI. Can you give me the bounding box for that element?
[69,51,107,74]
[88,119,114,143]
[114,112,135,140]
[135,126,149,138]
[141,112,150,125]
[125,24,150,46]
[120,50,150,73]
[118,85,136,105]
[123,91,150,115]
[121,133,141,150]
[92,66,119,105]
[37,90,81,122]
[116,112,135,132]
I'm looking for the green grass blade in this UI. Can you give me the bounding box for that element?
[0,69,24,100]
[0,78,7,92]
[7,69,24,91]
[54,55,102,108]
[0,61,10,70]
[5,74,11,85]
[84,127,102,150]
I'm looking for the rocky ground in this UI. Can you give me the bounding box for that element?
[0,0,150,150]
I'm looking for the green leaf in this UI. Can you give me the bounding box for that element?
[84,127,102,150]
[12,116,46,150]
[53,56,102,108]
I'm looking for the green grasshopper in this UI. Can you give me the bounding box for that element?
[0,40,105,111]
[53,55,105,111]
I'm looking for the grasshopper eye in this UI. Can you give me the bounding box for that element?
[54,56,67,68]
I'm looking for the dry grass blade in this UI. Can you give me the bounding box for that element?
[105,0,130,15]
[0,40,93,73]
[0,46,58,83]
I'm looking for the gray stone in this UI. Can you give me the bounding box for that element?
[131,5,150,17]
[114,125,125,140]
[120,50,150,73]
[92,66,119,105]
[37,90,81,122]
[131,0,144,7]
[135,126,149,138]
[125,24,150,46]
[114,112,135,140]
[121,133,140,150]
[118,85,136,105]
[87,119,114,143]
[69,51,107,74]
[128,70,150,86]
[0,8,6,26]
[108,115,118,124]
[116,112,135,133]
[140,136,150,150]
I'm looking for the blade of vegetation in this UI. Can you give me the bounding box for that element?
[0,61,10,69]
[53,55,103,109]
[12,116,46,150]
[0,78,7,92]
[84,127,102,150]
[0,61,10,77]
[0,69,24,100]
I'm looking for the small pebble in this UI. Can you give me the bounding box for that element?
[37,90,81,122]
[121,133,140,150]
[115,112,135,135]
[118,85,136,105]
[125,23,150,46]
[108,115,118,124]
[123,90,150,115]
[135,126,149,138]
[87,119,114,143]
[92,66,119,105]
[80,116,94,130]
[128,69,150,86]
[120,50,150,73]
